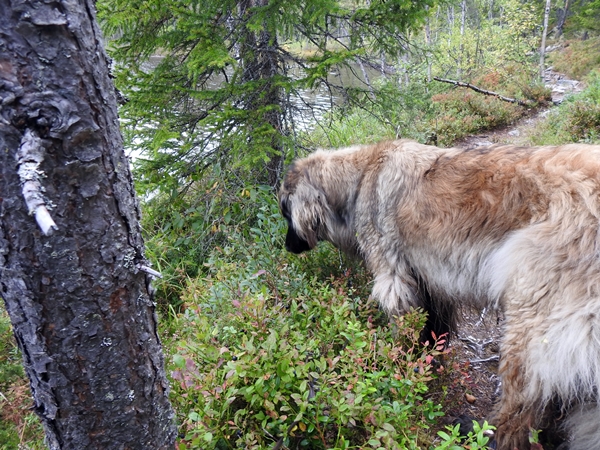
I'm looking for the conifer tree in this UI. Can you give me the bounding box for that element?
[97,0,436,191]
[576,0,600,32]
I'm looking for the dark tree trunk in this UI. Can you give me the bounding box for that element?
[0,1,177,449]
[555,0,570,38]
[239,0,285,187]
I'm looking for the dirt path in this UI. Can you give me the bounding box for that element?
[434,70,583,446]
[456,69,583,148]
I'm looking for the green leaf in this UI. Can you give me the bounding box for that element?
[172,354,185,368]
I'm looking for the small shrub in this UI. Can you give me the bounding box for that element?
[531,70,600,145]
[164,194,447,449]
[430,90,523,146]
[565,100,600,141]
[548,37,600,80]
[520,82,553,104]
[433,421,496,450]
[170,297,445,449]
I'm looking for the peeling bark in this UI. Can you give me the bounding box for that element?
[0,1,177,448]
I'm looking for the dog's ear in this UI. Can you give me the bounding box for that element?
[293,182,329,249]
[304,208,319,249]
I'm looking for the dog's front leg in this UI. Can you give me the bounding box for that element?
[369,259,419,316]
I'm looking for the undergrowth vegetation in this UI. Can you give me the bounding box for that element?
[531,69,600,145]
[139,171,270,308]
[163,188,494,449]
[548,37,600,80]
[308,64,550,149]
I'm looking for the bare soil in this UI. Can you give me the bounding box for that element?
[433,310,503,427]
[432,70,584,447]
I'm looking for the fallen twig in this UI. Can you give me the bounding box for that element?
[470,355,500,364]
[433,77,534,107]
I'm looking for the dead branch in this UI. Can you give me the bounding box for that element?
[433,77,534,107]
[16,129,58,236]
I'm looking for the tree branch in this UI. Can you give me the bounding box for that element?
[433,77,534,107]
[137,264,163,278]
[16,129,58,236]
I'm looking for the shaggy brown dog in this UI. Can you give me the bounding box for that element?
[279,139,600,450]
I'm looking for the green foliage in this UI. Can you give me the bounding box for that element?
[422,0,541,81]
[548,37,600,80]
[97,0,437,192]
[572,0,600,33]
[433,421,495,450]
[163,192,448,449]
[141,168,282,307]
[307,64,547,148]
[531,70,600,145]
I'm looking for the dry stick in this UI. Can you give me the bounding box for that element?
[433,77,534,107]
[137,264,163,279]
[16,129,58,236]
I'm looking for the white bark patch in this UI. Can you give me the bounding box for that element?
[16,129,58,236]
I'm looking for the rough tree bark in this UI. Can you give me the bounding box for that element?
[555,0,570,38]
[0,1,177,448]
[238,0,285,186]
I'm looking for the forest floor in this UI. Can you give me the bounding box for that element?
[432,69,584,447]
[456,69,583,148]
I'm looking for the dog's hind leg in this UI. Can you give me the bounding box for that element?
[492,299,591,449]
[492,323,543,450]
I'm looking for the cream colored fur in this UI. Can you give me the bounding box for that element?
[279,139,600,449]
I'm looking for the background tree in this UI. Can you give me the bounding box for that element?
[0,1,177,448]
[422,0,541,80]
[540,0,553,78]
[555,0,571,37]
[97,0,436,191]
[574,0,600,33]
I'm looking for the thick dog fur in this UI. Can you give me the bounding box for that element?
[279,139,600,450]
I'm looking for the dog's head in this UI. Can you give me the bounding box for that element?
[278,160,330,254]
